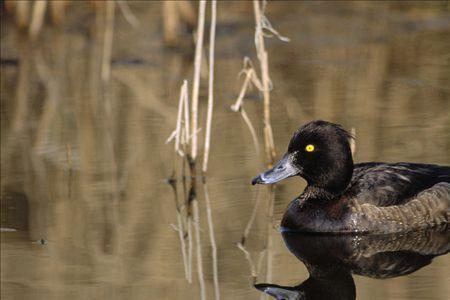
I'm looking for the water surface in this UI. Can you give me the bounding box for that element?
[1,2,449,299]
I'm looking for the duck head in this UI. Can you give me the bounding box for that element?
[252,120,354,194]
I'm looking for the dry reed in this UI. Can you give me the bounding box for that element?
[231,1,288,164]
[203,1,221,299]
[162,1,196,46]
[190,4,207,297]
[116,0,139,28]
[29,0,47,39]
[187,216,193,283]
[236,242,258,283]
[166,2,220,297]
[191,0,206,161]
[263,187,276,285]
[165,0,287,294]
[167,80,189,156]
[166,81,192,282]
[163,1,180,46]
[202,0,217,175]
[168,178,190,282]
[350,127,356,156]
[204,182,220,300]
[236,188,263,283]
[253,0,275,165]
[231,64,261,153]
[232,0,289,286]
[101,1,115,83]
[193,199,206,300]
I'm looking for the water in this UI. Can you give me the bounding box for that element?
[1,2,449,300]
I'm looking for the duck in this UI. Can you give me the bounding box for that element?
[252,120,450,233]
[255,227,450,300]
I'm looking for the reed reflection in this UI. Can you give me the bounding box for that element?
[256,228,450,300]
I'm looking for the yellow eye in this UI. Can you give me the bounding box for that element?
[305,144,315,152]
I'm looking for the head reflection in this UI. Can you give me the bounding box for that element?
[256,228,449,300]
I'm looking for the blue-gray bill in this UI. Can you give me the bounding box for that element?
[254,284,304,300]
[251,154,300,185]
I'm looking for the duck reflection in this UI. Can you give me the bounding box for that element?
[255,228,449,300]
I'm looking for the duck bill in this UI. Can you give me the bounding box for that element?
[252,154,300,185]
[254,284,302,300]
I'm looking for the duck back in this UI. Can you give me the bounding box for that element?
[349,163,450,207]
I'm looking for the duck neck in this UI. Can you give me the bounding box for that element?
[303,185,338,201]
[302,185,351,221]
[308,155,354,197]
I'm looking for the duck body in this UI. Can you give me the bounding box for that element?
[281,163,450,233]
[252,120,450,233]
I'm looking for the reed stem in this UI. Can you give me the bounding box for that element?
[202,0,217,174]
[191,0,206,161]
[193,199,206,300]
[101,1,115,83]
[231,66,260,153]
[116,0,139,28]
[29,0,47,39]
[204,182,220,300]
[253,0,276,166]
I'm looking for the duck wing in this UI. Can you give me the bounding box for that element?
[348,162,450,206]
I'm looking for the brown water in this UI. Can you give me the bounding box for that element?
[1,2,450,300]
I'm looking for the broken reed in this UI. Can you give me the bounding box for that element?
[232,0,289,285]
[253,0,276,165]
[231,1,289,167]
[167,0,289,295]
[166,1,220,299]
